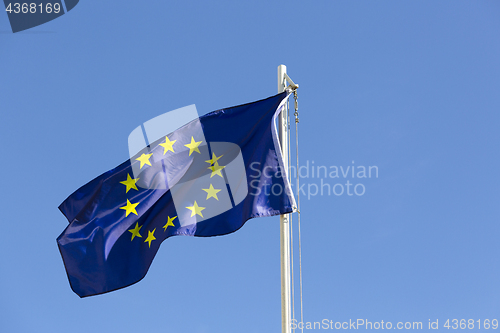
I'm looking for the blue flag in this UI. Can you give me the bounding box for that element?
[57,92,295,297]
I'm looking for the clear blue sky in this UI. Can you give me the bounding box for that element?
[1,1,499,332]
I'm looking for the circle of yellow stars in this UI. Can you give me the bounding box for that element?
[123,137,228,248]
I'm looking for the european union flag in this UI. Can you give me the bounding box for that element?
[57,92,295,297]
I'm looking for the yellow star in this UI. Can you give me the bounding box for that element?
[184,137,202,156]
[120,173,139,193]
[136,153,153,169]
[120,199,140,217]
[163,215,177,231]
[202,184,221,200]
[208,161,225,178]
[186,201,206,218]
[159,136,176,154]
[128,222,143,241]
[205,153,223,165]
[144,228,156,248]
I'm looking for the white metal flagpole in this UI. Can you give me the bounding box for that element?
[278,64,291,333]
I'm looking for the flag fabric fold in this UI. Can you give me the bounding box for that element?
[57,92,295,297]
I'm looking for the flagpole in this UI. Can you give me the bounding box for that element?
[278,64,291,333]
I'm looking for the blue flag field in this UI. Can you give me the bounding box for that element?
[57,92,295,297]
